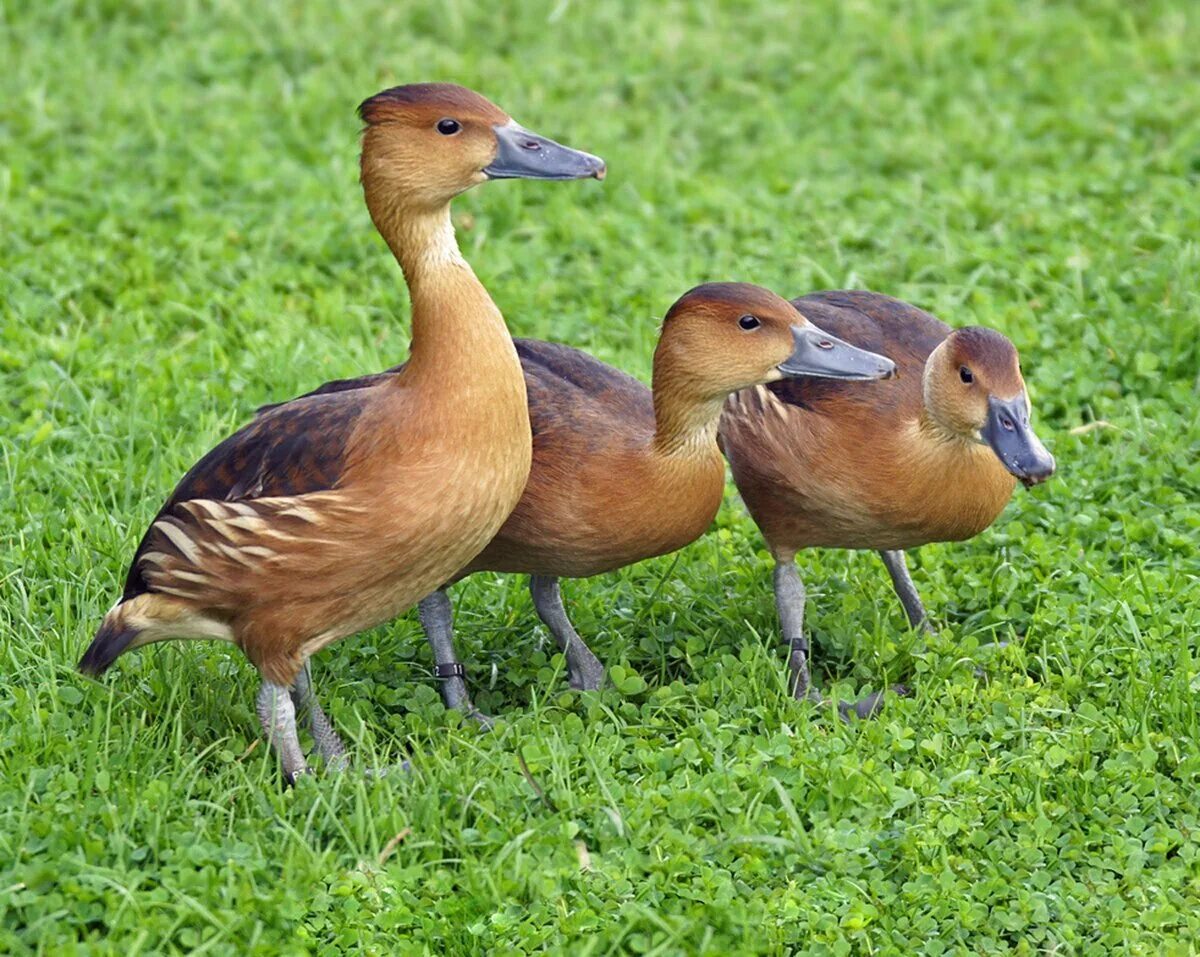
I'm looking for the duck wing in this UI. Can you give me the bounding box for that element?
[122,389,372,601]
[514,339,654,445]
[255,367,403,414]
[766,291,949,415]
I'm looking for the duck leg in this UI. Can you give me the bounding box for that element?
[773,559,819,702]
[418,589,492,726]
[256,680,310,784]
[880,551,1006,676]
[775,557,900,718]
[879,550,932,632]
[289,661,348,769]
[529,575,605,691]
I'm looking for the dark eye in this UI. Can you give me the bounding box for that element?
[436,118,462,135]
[959,366,974,384]
[738,315,761,331]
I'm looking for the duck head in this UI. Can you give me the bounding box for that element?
[923,327,1056,487]
[358,82,606,212]
[655,282,897,403]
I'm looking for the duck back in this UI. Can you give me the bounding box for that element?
[765,291,948,423]
[266,338,655,444]
[515,339,655,453]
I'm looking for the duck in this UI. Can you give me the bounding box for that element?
[718,290,1056,713]
[274,283,896,718]
[78,83,606,781]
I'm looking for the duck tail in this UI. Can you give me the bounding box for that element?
[79,598,146,676]
[80,592,223,676]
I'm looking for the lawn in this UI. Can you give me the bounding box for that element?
[3,0,1200,952]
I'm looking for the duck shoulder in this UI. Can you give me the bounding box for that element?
[262,338,656,445]
[515,338,654,448]
[122,389,372,601]
[766,290,948,419]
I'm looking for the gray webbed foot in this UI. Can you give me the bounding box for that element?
[838,692,885,722]
[837,684,910,722]
[363,760,414,779]
[465,707,495,730]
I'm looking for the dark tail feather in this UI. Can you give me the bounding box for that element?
[79,614,140,677]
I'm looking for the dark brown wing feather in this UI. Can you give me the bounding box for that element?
[768,291,949,415]
[122,391,370,600]
[515,339,654,447]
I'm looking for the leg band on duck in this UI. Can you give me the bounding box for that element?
[419,590,489,723]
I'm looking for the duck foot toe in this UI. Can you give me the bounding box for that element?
[838,683,910,722]
[791,680,824,705]
[971,641,1011,678]
[465,707,495,730]
[322,752,351,773]
[362,760,413,779]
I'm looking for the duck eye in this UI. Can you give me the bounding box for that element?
[959,366,974,384]
[436,118,462,136]
[738,315,761,331]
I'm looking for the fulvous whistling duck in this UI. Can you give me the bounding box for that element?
[79,83,605,781]
[280,283,896,718]
[719,291,1056,714]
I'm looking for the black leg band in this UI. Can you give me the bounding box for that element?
[434,663,466,679]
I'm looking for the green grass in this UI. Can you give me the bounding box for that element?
[3,0,1200,952]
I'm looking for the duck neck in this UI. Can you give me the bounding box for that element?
[913,406,997,480]
[367,194,516,383]
[651,379,725,460]
[380,202,466,285]
[915,404,964,449]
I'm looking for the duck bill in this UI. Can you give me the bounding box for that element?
[980,394,1056,488]
[484,122,606,181]
[777,325,897,381]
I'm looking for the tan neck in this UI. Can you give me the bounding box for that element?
[375,202,466,283]
[651,383,726,459]
[916,407,963,447]
[363,187,517,384]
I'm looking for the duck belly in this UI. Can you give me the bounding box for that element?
[737,456,1013,554]
[467,459,723,580]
